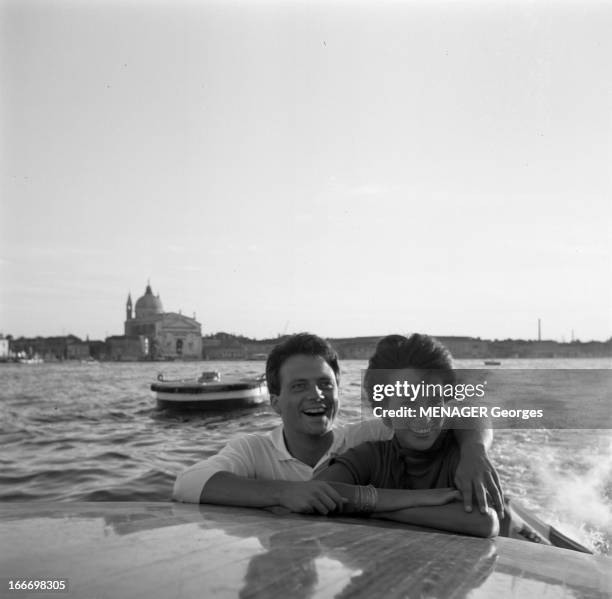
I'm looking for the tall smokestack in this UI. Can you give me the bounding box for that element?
[538,318,541,342]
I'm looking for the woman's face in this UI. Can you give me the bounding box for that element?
[384,369,446,451]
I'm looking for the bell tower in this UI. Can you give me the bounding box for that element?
[126,293,133,321]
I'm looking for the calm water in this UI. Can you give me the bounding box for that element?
[1,358,611,555]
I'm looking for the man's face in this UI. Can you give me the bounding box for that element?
[270,354,339,438]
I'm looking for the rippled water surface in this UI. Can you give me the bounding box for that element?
[1,358,611,554]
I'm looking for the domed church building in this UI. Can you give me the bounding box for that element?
[119,283,202,360]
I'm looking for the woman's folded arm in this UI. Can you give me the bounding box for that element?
[374,501,500,538]
[316,465,460,513]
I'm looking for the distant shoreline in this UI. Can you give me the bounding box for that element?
[2,331,610,363]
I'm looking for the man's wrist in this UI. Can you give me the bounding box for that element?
[274,480,294,505]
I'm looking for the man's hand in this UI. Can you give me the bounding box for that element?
[277,481,348,515]
[454,443,504,518]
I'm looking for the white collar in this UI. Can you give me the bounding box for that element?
[268,424,337,467]
[268,425,295,461]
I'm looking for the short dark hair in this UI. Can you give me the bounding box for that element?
[364,333,455,401]
[265,333,340,396]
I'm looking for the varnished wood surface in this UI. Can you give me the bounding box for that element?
[0,502,610,598]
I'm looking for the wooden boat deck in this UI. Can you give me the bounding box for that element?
[0,502,610,598]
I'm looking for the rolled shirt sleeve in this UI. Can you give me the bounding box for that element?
[172,436,259,503]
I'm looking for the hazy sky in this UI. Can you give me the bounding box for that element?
[1,0,611,342]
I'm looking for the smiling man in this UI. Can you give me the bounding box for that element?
[172,333,502,515]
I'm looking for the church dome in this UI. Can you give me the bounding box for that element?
[135,284,164,319]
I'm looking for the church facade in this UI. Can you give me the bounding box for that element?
[108,283,202,360]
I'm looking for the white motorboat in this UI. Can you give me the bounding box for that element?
[151,370,268,410]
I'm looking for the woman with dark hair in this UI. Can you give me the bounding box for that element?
[316,333,501,538]
[367,333,455,372]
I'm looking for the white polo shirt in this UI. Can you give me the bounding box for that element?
[172,418,392,503]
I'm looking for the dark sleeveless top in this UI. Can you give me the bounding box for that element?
[329,431,460,489]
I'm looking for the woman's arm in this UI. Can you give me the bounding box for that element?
[375,501,500,538]
[316,463,460,513]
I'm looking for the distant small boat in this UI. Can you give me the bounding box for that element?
[484,360,501,366]
[18,357,44,365]
[151,371,268,410]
